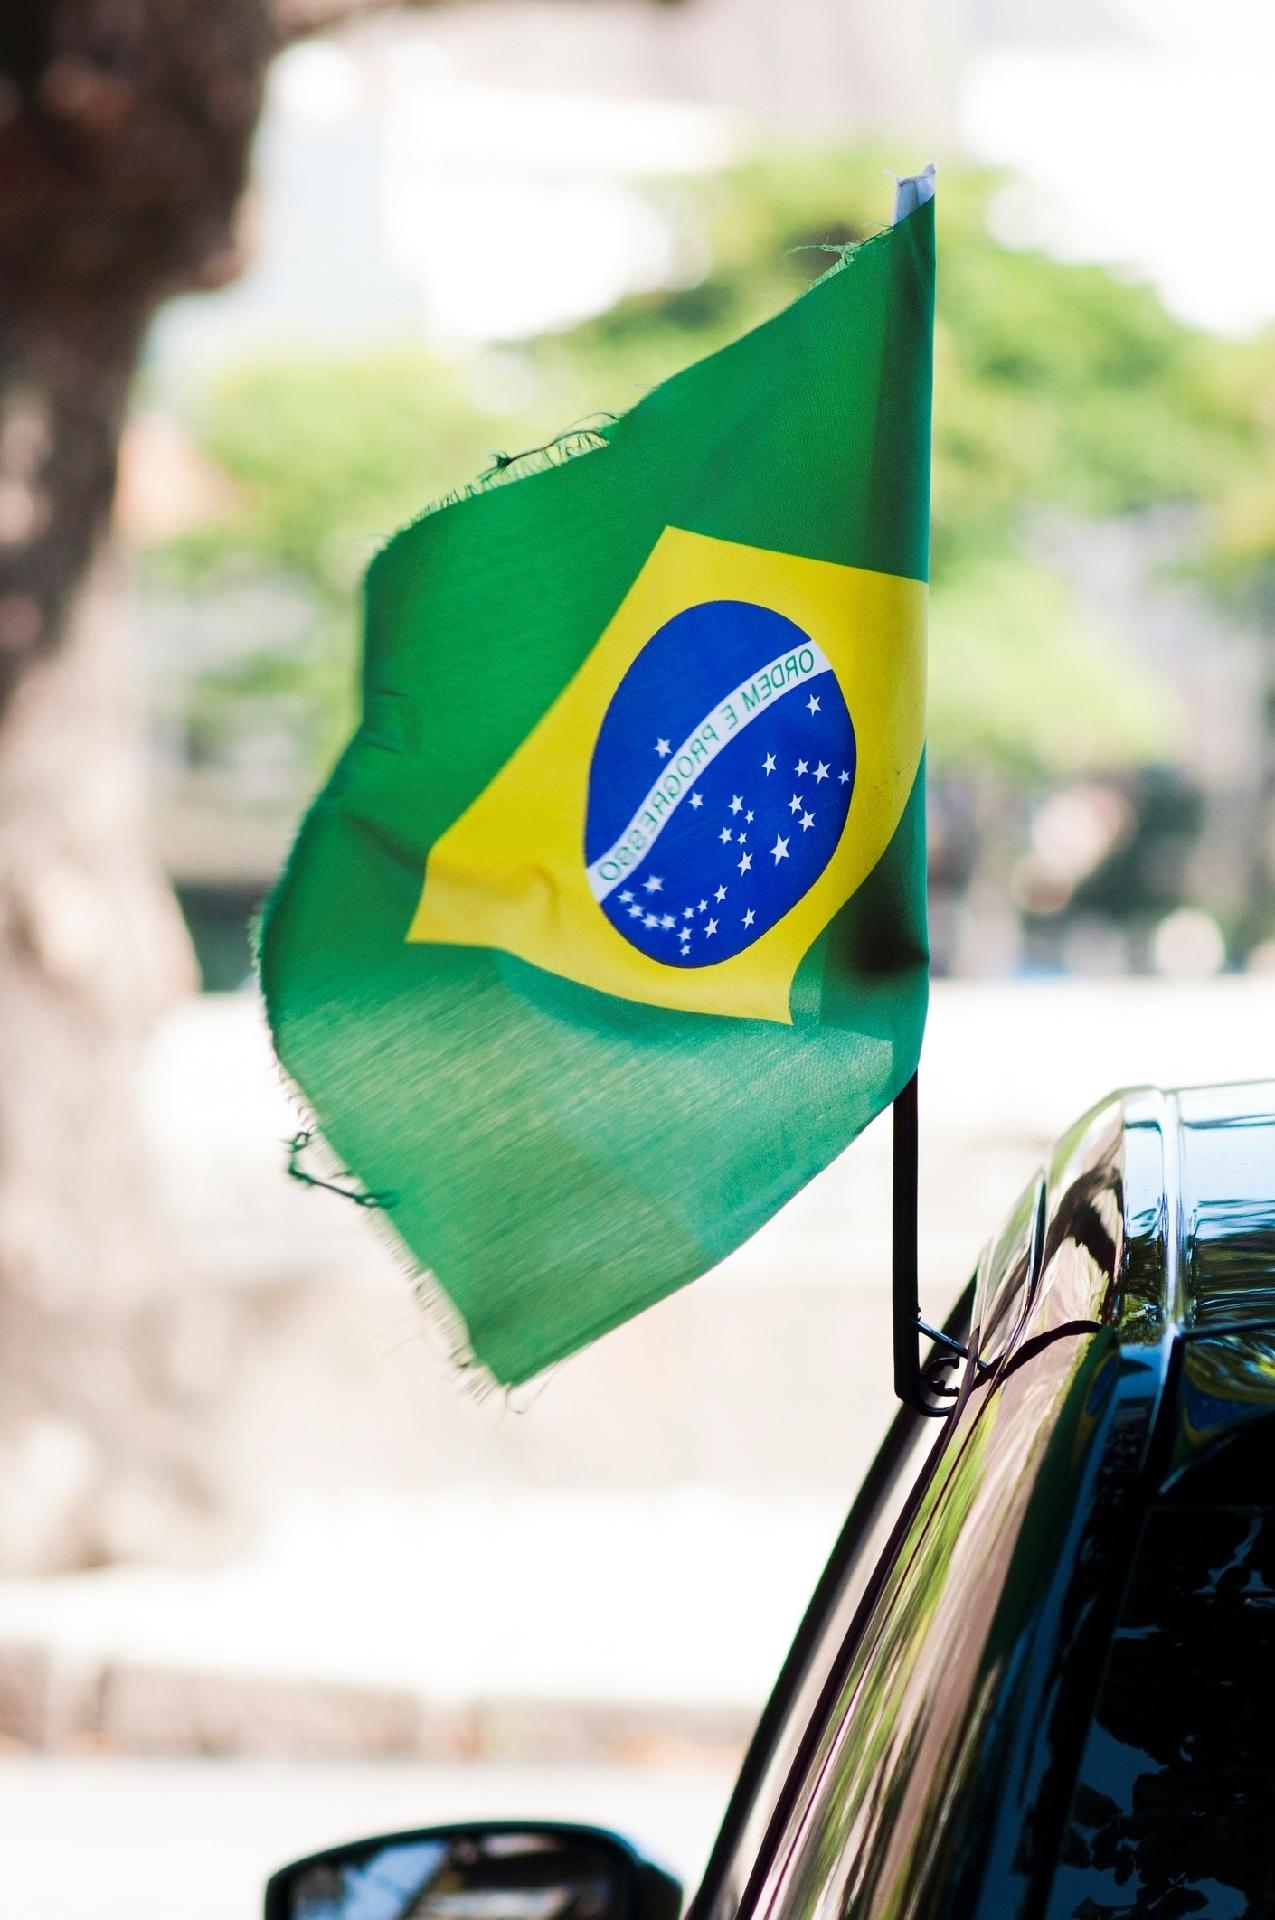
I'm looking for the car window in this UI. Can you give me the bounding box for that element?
[1045,1503,1275,1919]
[689,1289,973,1920]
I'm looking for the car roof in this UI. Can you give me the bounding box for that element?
[1034,1077,1275,1331]
[1161,1079,1275,1332]
[991,1076,1275,1490]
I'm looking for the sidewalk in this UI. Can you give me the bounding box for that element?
[0,1488,835,1749]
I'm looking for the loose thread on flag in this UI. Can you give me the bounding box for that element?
[285,1129,397,1210]
[411,425,612,525]
[477,414,619,491]
[785,238,870,267]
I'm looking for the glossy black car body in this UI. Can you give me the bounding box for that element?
[689,1079,1275,1920]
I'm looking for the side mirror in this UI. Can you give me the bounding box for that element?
[265,1821,683,1920]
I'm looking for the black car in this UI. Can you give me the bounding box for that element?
[267,1079,1275,1920]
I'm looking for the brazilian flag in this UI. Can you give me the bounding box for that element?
[262,172,934,1386]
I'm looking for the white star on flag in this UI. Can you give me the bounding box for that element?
[729,795,743,814]
[690,792,704,809]
[719,826,732,843]
[800,810,815,831]
[628,903,642,918]
[660,914,675,929]
[644,912,658,927]
[788,793,803,814]
[771,835,790,863]
[742,908,755,928]
[746,810,754,823]
[738,852,752,873]
[714,884,727,902]
[738,831,747,844]
[619,890,633,902]
[705,918,718,936]
[762,753,776,774]
[655,738,671,757]
[795,758,809,776]
[807,694,821,715]
[814,761,829,783]
[643,874,663,893]
[683,906,695,919]
[838,769,850,784]
[698,898,707,912]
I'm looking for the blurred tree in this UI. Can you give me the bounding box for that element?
[150,348,513,772]
[157,151,1271,982]
[537,151,1260,774]
[0,0,276,1569]
[1192,330,1275,949]
[163,151,1265,786]
[526,152,1269,967]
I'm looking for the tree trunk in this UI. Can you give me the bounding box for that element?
[0,521,214,1569]
[0,0,462,1568]
[0,2,270,1568]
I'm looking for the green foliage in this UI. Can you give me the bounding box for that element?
[160,348,515,593]
[147,349,546,770]
[929,555,1182,777]
[1190,329,1275,612]
[148,147,1268,784]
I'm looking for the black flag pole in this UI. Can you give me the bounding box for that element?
[891,1069,968,1415]
[891,1070,924,1410]
[885,165,948,1416]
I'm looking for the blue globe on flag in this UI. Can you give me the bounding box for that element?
[585,599,857,969]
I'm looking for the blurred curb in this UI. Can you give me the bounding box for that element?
[0,1640,754,1766]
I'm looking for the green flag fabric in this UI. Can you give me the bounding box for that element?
[261,178,935,1386]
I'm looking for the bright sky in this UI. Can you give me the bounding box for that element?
[963,0,1275,335]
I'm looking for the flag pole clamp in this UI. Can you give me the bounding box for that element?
[892,1072,972,1415]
